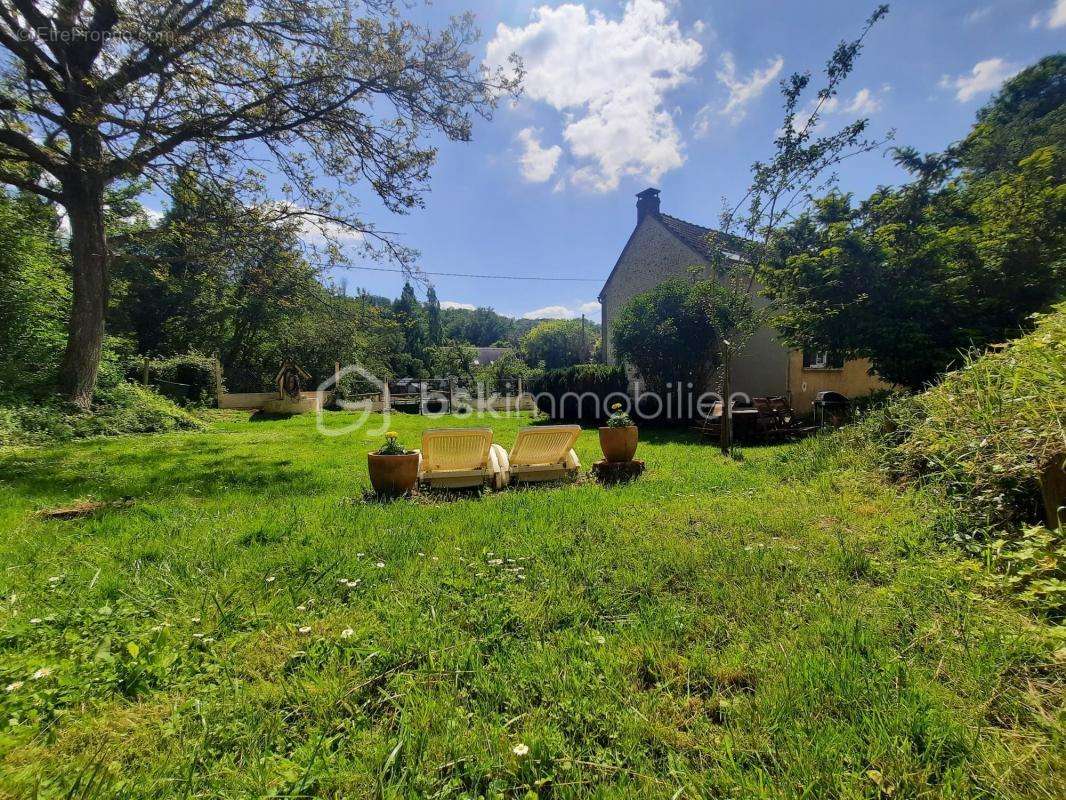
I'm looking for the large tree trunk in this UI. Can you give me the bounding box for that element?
[59,182,109,409]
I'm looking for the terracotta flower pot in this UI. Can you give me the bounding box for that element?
[367,452,419,496]
[599,425,638,463]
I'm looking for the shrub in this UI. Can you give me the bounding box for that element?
[125,352,218,406]
[532,365,627,421]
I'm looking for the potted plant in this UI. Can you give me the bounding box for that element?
[599,403,638,463]
[367,431,419,496]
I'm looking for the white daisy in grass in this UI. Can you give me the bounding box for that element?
[29,618,42,624]
[346,580,361,589]
[190,616,201,623]
[192,633,205,640]
[48,576,62,583]
[266,576,276,584]
[298,626,312,635]
[357,552,365,558]
[341,628,355,639]
[296,604,307,612]
[31,667,52,680]
[5,681,24,692]
[375,562,385,568]
[512,743,529,757]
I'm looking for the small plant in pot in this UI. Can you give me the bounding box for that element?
[367,431,419,496]
[599,403,638,463]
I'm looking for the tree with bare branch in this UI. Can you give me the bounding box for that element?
[706,4,891,453]
[0,0,520,406]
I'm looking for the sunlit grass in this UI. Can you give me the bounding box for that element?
[0,412,1061,798]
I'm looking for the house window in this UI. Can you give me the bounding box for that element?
[802,350,844,370]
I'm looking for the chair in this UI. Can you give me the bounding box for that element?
[502,425,582,485]
[418,428,507,490]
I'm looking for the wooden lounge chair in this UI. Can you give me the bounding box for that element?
[418,427,507,490]
[501,425,581,485]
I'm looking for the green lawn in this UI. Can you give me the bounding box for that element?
[0,412,1061,799]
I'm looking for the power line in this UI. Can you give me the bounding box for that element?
[312,262,602,282]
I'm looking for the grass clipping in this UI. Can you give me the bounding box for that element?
[0,382,204,447]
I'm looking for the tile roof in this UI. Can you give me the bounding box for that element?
[658,213,748,262]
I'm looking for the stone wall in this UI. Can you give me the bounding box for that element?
[600,215,789,397]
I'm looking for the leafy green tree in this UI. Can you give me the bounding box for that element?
[443,306,514,346]
[0,189,68,394]
[426,286,443,346]
[762,57,1066,389]
[0,1,518,406]
[612,278,721,392]
[428,341,478,381]
[957,54,1066,178]
[391,283,429,373]
[475,351,535,385]
[520,319,599,370]
[110,177,408,392]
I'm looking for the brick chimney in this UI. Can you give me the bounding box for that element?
[636,187,661,222]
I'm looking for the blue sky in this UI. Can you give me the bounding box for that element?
[320,1,1064,319]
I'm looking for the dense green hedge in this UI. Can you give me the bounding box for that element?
[145,352,218,405]
[531,364,628,421]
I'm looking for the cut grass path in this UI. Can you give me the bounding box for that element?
[0,412,1062,799]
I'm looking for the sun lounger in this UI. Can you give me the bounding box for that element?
[501,425,581,484]
[418,427,507,490]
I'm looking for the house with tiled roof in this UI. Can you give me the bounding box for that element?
[599,188,889,413]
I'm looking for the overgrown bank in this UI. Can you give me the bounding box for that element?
[862,302,1065,615]
[0,381,202,448]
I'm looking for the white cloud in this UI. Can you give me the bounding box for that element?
[266,201,366,245]
[515,127,562,183]
[1032,0,1066,28]
[486,0,704,193]
[716,52,784,124]
[521,300,601,320]
[939,58,1019,102]
[787,85,887,134]
[692,105,713,138]
[298,216,366,245]
[1050,0,1066,27]
[440,301,476,311]
[523,305,573,320]
[964,6,992,24]
[842,87,882,115]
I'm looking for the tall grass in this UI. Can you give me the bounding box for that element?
[859,303,1066,617]
[865,303,1065,543]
